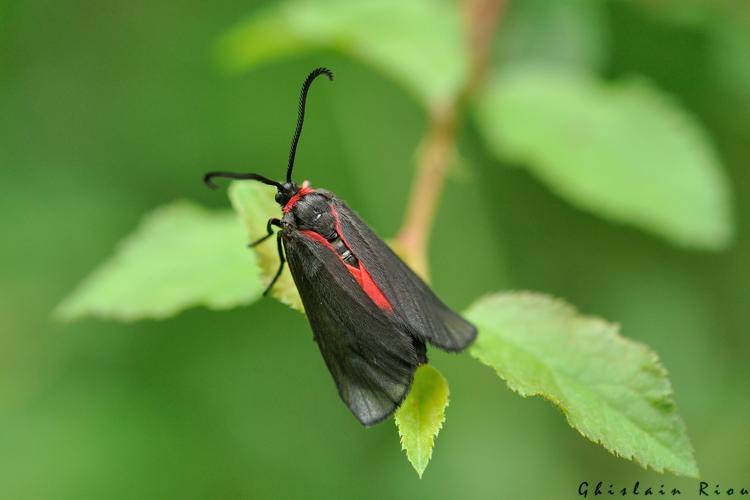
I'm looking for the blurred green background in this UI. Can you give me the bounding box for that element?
[1,0,749,498]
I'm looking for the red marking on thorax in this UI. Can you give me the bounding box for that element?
[300,205,393,313]
[283,181,314,213]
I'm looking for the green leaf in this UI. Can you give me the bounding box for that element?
[217,6,315,73]
[394,365,449,478]
[709,5,750,107]
[475,66,734,250]
[217,0,467,105]
[624,0,715,28]
[465,292,700,478]
[228,181,304,312]
[55,201,261,322]
[496,0,606,72]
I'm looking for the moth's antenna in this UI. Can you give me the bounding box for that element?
[203,171,282,190]
[286,67,333,183]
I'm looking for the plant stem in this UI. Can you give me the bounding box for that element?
[395,103,457,278]
[395,0,505,278]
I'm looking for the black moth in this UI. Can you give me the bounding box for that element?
[205,68,476,426]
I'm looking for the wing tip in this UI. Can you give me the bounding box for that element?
[349,360,427,427]
[424,321,478,353]
[357,408,397,427]
[350,383,410,427]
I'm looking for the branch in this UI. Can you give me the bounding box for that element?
[394,0,505,278]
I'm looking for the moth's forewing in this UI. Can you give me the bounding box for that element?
[283,227,426,426]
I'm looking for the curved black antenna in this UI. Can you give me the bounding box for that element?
[203,171,282,190]
[286,67,334,183]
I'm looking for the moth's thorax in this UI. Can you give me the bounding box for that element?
[284,192,359,268]
[287,192,336,236]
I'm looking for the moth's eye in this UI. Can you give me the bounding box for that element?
[275,191,285,204]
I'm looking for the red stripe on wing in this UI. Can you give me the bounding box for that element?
[349,263,392,312]
[300,225,393,313]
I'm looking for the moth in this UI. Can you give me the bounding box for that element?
[205,68,476,425]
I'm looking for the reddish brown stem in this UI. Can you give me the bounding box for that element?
[395,104,457,278]
[394,0,505,278]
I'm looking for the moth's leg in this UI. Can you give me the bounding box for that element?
[263,231,286,296]
[249,218,282,248]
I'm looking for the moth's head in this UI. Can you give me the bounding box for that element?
[202,67,333,202]
[274,181,299,206]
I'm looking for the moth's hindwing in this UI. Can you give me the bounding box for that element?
[332,199,478,351]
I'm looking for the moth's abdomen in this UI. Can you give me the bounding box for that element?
[326,230,358,267]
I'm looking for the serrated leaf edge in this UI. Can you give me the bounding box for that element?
[466,291,700,479]
[395,365,450,478]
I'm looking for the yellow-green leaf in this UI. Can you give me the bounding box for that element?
[55,201,261,322]
[394,365,449,478]
[228,181,304,312]
[466,292,699,478]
